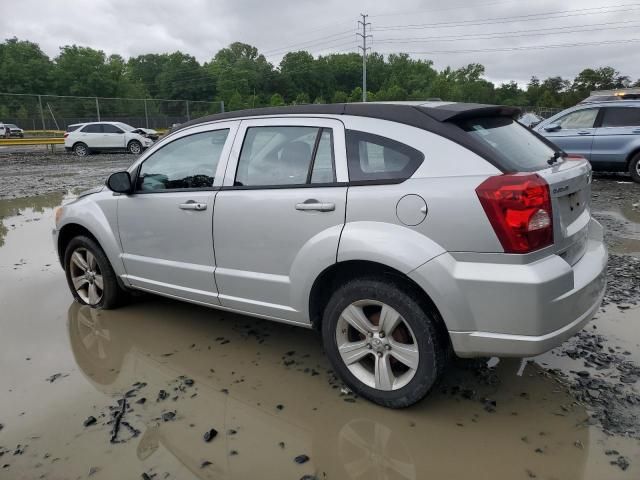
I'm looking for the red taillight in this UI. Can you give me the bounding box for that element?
[476,173,553,254]
[64,132,69,138]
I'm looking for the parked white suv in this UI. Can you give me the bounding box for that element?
[53,102,607,407]
[64,121,154,156]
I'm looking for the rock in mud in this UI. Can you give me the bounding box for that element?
[203,428,218,442]
[610,456,630,471]
[83,416,97,427]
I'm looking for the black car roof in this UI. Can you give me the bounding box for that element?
[176,102,521,132]
[173,102,529,174]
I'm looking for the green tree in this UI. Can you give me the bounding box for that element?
[269,93,285,106]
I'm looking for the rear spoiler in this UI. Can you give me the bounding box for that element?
[418,103,522,122]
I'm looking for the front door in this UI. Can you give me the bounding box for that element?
[102,123,127,149]
[213,118,348,323]
[117,122,238,304]
[592,105,640,169]
[543,107,599,159]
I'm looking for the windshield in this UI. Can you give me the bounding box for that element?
[456,116,557,172]
[6,124,17,128]
[114,122,135,131]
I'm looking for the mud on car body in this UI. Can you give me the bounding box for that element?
[53,102,608,407]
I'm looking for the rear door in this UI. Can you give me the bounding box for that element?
[213,117,348,323]
[591,105,640,169]
[543,107,599,159]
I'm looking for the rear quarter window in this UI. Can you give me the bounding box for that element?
[345,130,424,183]
[456,116,556,172]
[601,107,640,127]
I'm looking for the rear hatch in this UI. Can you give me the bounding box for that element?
[454,115,592,264]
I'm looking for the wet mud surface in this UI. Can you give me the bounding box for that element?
[0,156,639,479]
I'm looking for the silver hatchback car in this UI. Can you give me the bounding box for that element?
[54,102,607,407]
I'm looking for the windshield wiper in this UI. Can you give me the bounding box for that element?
[547,151,562,165]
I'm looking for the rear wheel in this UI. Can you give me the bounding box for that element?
[128,140,142,155]
[64,236,125,309]
[629,152,640,183]
[73,142,89,157]
[321,277,448,408]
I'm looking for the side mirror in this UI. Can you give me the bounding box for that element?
[106,171,132,194]
[544,123,561,132]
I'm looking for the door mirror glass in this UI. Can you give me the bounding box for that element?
[544,123,561,132]
[107,171,132,193]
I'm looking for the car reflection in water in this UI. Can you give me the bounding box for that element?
[67,299,589,480]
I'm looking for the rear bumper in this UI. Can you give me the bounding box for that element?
[410,218,607,357]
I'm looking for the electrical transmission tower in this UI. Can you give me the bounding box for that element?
[357,13,372,102]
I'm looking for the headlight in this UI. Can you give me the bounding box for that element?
[54,206,64,226]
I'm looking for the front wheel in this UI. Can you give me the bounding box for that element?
[629,152,640,183]
[321,277,448,408]
[127,140,142,155]
[64,236,125,309]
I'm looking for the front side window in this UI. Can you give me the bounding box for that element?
[82,124,102,133]
[601,107,640,127]
[103,124,124,134]
[136,129,229,191]
[345,130,424,183]
[556,109,598,129]
[235,126,335,187]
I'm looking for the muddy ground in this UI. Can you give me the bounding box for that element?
[0,149,639,479]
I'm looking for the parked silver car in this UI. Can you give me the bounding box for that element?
[53,102,607,407]
[535,100,640,182]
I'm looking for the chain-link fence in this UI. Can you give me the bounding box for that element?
[519,106,563,119]
[0,93,225,132]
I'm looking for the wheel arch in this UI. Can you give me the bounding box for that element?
[625,145,640,168]
[308,260,450,347]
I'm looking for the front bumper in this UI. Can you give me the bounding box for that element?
[410,219,608,358]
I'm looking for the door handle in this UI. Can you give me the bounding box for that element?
[632,128,640,134]
[179,201,207,211]
[577,130,591,135]
[295,200,335,212]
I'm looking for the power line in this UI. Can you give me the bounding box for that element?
[373,20,640,44]
[373,4,640,31]
[373,37,640,55]
[261,30,356,56]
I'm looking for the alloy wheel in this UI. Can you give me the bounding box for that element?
[69,247,104,305]
[335,300,419,391]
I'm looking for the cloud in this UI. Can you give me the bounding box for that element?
[1,0,638,83]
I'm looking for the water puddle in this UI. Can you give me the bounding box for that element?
[0,193,637,479]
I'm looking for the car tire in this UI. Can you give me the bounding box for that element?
[629,152,640,183]
[64,235,125,310]
[321,276,448,408]
[128,140,142,155]
[73,142,89,157]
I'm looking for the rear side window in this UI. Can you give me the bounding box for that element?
[67,125,82,132]
[345,130,424,183]
[457,117,556,172]
[82,124,102,133]
[601,107,640,127]
[235,126,335,187]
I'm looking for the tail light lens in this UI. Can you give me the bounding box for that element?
[64,132,69,138]
[476,173,553,253]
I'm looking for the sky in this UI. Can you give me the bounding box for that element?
[2,0,640,85]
